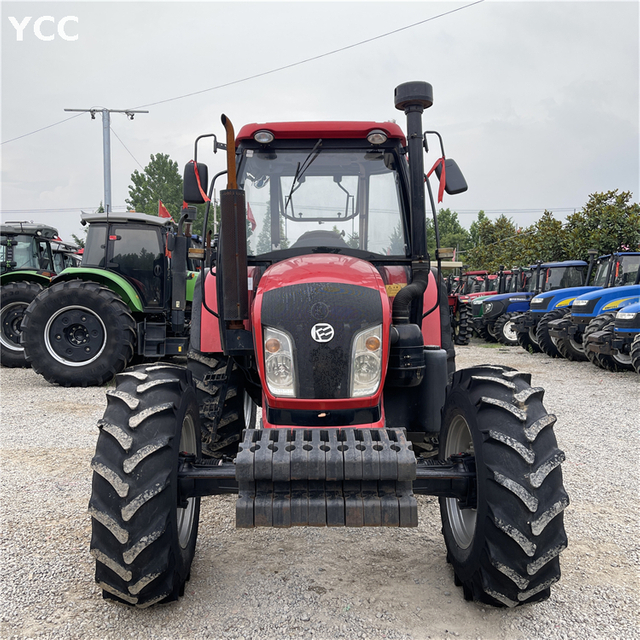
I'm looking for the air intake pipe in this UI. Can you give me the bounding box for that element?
[392,267,430,325]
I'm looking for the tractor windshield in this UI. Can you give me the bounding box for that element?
[0,235,51,273]
[613,254,640,286]
[591,260,610,287]
[542,265,585,291]
[238,147,407,258]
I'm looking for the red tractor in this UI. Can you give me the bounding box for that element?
[448,270,502,344]
[89,82,568,609]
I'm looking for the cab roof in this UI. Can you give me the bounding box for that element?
[1,221,59,238]
[236,121,407,146]
[81,211,174,227]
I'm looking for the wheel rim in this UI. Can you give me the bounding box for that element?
[0,302,27,352]
[444,414,476,549]
[569,335,584,354]
[528,327,539,345]
[502,319,517,343]
[44,305,107,366]
[613,350,632,366]
[177,412,197,549]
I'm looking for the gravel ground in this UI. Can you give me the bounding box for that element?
[0,340,638,640]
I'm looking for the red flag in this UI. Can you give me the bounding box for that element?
[247,202,257,231]
[426,157,447,203]
[158,200,172,219]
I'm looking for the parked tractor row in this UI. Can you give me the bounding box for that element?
[470,252,640,374]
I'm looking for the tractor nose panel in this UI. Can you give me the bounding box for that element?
[261,283,382,399]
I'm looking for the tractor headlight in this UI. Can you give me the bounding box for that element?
[616,310,637,320]
[572,299,589,307]
[263,327,296,397]
[350,325,382,397]
[484,302,493,313]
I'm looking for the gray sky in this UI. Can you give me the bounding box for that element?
[1,0,638,244]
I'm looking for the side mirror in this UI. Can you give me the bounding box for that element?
[183,161,209,204]
[435,158,468,195]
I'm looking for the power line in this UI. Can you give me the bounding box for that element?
[110,125,145,170]
[1,1,484,145]
[1,113,83,145]
[128,0,484,110]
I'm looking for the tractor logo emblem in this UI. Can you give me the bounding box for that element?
[311,323,334,343]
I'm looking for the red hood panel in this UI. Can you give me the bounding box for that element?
[257,255,386,292]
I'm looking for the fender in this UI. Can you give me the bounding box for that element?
[198,267,256,353]
[0,271,53,287]
[50,267,144,313]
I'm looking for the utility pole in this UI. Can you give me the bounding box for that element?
[64,108,148,213]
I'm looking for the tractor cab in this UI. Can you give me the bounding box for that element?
[1,221,59,276]
[79,212,173,309]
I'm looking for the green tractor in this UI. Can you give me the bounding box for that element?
[21,211,198,386]
[0,221,74,367]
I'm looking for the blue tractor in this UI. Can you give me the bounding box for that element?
[494,259,592,349]
[546,253,640,361]
[585,301,640,372]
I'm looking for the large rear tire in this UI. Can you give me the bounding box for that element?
[439,365,568,607]
[89,363,201,607]
[0,281,43,368]
[21,280,135,386]
[187,349,257,459]
[536,309,566,358]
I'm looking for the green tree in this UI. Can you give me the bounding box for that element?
[427,208,471,258]
[564,190,640,259]
[515,211,568,266]
[464,214,519,271]
[126,153,183,221]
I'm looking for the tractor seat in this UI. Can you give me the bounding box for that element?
[290,230,349,249]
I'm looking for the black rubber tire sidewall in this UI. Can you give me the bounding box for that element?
[90,364,201,607]
[0,281,43,367]
[22,280,135,386]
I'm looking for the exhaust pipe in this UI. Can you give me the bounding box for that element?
[219,114,248,326]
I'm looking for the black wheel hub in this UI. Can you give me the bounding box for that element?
[48,309,105,362]
[1,306,26,347]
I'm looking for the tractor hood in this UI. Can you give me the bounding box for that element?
[252,255,391,412]
[529,285,603,313]
[570,284,640,318]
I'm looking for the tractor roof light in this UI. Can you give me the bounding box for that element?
[367,129,388,145]
[254,130,275,144]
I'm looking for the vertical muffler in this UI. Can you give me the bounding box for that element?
[219,114,248,326]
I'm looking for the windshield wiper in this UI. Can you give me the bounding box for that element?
[284,139,323,215]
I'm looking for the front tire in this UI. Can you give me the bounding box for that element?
[439,365,568,606]
[494,313,519,347]
[21,280,135,386]
[584,314,632,372]
[89,364,201,607]
[536,309,566,358]
[516,325,541,354]
[452,303,472,346]
[0,281,43,368]
[630,334,640,373]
